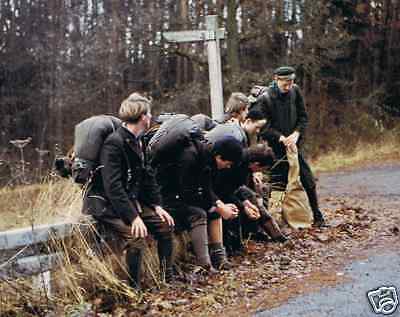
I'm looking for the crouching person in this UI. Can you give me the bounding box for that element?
[83,93,174,289]
[213,144,287,254]
[153,134,243,272]
[236,145,287,243]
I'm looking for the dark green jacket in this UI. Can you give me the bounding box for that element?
[252,84,308,149]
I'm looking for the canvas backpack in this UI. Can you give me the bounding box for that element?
[71,115,122,184]
[147,114,204,167]
[248,85,268,105]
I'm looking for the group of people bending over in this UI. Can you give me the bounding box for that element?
[82,66,326,290]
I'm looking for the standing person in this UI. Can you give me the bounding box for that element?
[153,135,243,271]
[251,66,326,226]
[83,93,175,289]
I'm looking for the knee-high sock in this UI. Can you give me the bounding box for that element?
[157,236,174,280]
[189,224,211,266]
[125,247,143,289]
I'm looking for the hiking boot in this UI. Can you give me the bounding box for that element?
[312,210,326,227]
[194,263,219,276]
[262,218,287,243]
[162,267,176,284]
[252,231,271,242]
[305,186,327,228]
[209,244,233,270]
[313,217,327,228]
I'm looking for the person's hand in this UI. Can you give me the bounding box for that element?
[253,172,264,186]
[155,206,175,227]
[243,199,260,220]
[279,135,286,144]
[287,142,298,154]
[131,216,148,238]
[216,201,239,220]
[284,131,300,147]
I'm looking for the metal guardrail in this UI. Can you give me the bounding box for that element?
[0,219,94,280]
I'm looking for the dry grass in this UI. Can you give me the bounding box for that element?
[0,222,146,316]
[0,215,189,316]
[312,132,400,173]
[0,134,399,315]
[0,177,81,231]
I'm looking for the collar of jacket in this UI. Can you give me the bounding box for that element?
[118,125,144,158]
[269,80,291,99]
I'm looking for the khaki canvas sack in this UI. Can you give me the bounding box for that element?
[269,150,313,229]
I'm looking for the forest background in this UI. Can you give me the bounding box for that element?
[1,0,399,185]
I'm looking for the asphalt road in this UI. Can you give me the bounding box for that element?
[255,162,400,317]
[255,251,400,317]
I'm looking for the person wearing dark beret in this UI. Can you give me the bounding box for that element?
[155,136,244,272]
[250,66,326,227]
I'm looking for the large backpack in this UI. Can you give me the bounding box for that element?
[142,113,178,149]
[72,115,122,184]
[147,114,203,167]
[248,85,268,105]
[248,84,298,110]
[205,121,248,147]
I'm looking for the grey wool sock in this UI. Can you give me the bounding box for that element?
[189,224,211,266]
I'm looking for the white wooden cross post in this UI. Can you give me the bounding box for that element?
[158,15,225,121]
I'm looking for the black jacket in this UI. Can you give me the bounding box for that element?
[97,126,161,225]
[252,84,308,151]
[212,153,255,208]
[156,140,219,209]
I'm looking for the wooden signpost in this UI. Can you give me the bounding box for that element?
[159,15,225,121]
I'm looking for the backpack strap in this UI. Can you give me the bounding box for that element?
[121,143,133,191]
[262,88,273,107]
[290,84,297,107]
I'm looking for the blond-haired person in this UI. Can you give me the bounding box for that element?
[84,93,175,289]
[224,92,249,123]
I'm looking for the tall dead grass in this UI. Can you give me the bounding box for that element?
[312,130,400,173]
[0,221,164,316]
[0,177,81,231]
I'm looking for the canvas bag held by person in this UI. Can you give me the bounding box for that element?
[268,149,313,229]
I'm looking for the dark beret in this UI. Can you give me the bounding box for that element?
[273,66,296,79]
[247,109,265,121]
[213,136,243,164]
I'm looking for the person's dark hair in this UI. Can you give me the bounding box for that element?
[212,136,243,164]
[246,109,265,121]
[245,144,275,167]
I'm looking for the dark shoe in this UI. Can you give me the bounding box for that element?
[305,186,326,227]
[195,263,219,276]
[209,245,233,270]
[272,235,288,243]
[162,267,175,284]
[251,231,271,242]
[262,218,287,242]
[312,212,326,227]
[313,219,329,228]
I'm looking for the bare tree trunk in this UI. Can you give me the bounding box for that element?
[177,0,189,87]
[227,0,240,84]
